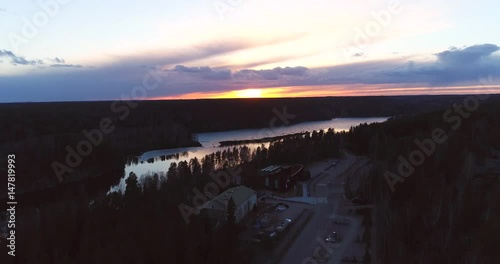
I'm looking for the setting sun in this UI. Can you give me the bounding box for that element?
[235,89,263,98]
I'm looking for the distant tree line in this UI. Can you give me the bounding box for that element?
[1,95,490,143]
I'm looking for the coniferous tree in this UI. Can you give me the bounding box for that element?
[227,197,236,225]
[124,172,141,208]
[190,157,202,186]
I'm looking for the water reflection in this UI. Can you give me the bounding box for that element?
[109,117,388,193]
[125,151,190,166]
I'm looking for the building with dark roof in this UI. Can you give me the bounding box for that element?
[259,164,303,192]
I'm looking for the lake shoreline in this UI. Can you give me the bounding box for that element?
[218,132,309,147]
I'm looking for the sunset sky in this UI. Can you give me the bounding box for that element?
[1,0,500,102]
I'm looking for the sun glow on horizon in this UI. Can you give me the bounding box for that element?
[206,87,293,99]
[147,84,500,101]
[235,89,263,98]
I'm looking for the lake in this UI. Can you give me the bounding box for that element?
[109,117,388,192]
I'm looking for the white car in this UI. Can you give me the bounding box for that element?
[325,232,337,243]
[275,203,289,212]
[275,218,292,232]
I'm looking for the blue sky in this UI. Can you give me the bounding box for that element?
[1,0,500,102]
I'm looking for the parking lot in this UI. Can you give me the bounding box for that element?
[239,199,310,244]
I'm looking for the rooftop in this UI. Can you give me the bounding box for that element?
[200,185,256,210]
[261,165,281,175]
[260,164,302,177]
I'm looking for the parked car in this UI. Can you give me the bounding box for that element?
[325,232,337,243]
[253,230,275,242]
[275,218,292,232]
[275,203,289,212]
[254,214,271,229]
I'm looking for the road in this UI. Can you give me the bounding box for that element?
[280,155,362,264]
[327,215,361,263]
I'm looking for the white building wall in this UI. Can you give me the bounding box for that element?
[234,194,257,222]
